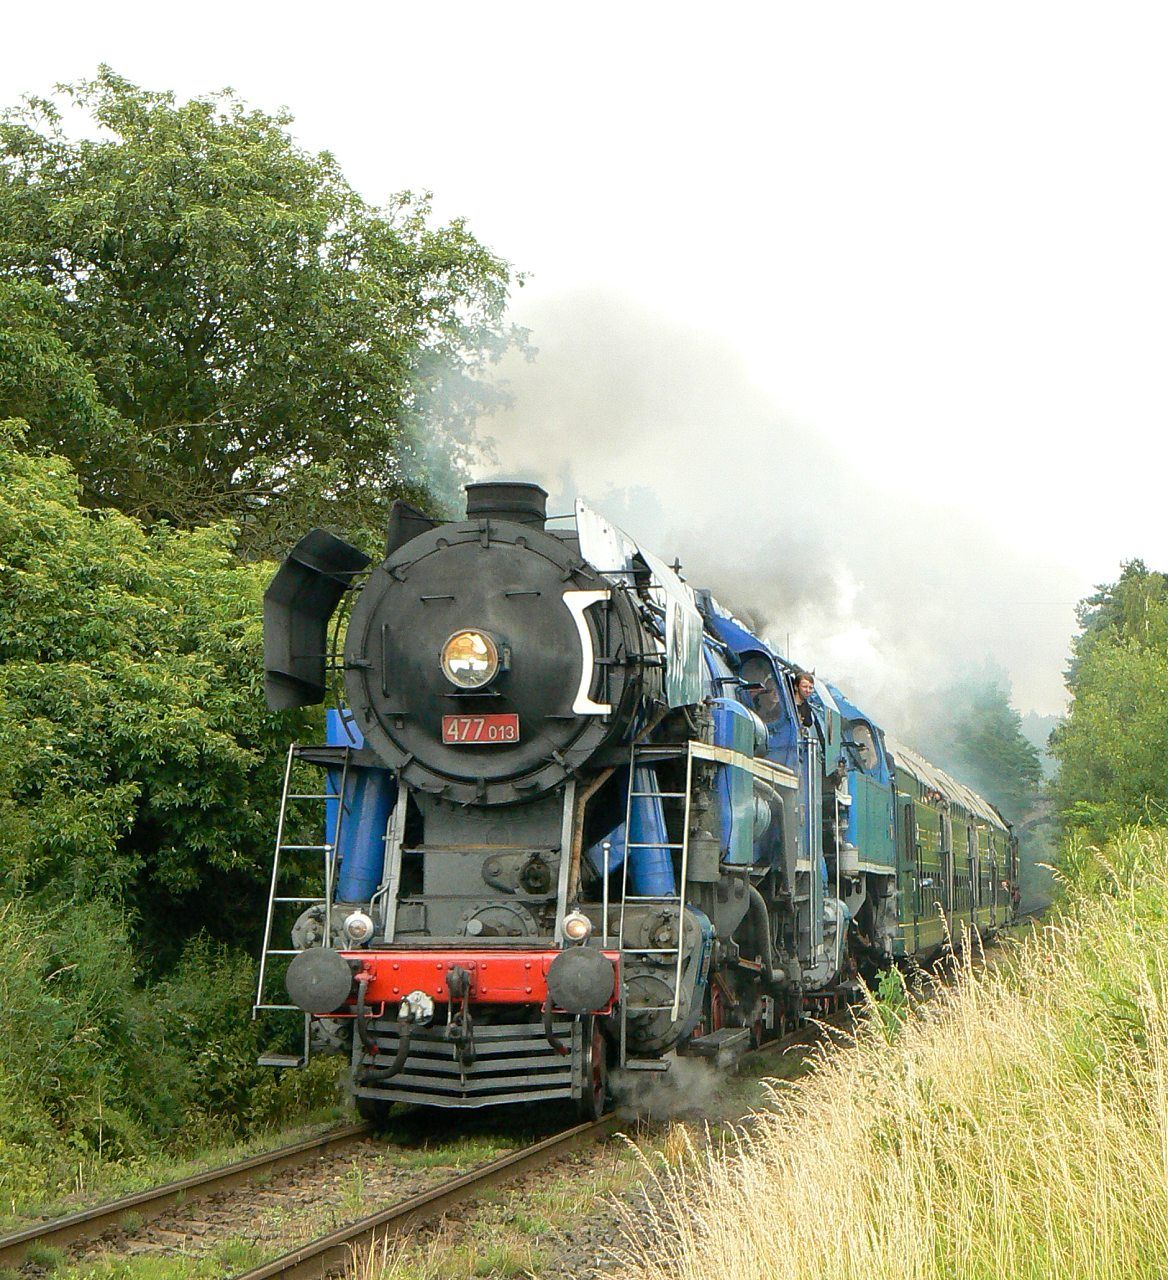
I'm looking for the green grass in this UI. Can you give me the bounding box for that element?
[612,826,1168,1280]
[55,1238,265,1280]
[0,905,345,1225]
[394,1135,512,1171]
[24,1241,66,1270]
[350,1222,550,1280]
[0,1097,346,1234]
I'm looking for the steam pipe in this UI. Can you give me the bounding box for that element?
[747,885,784,985]
[355,976,415,1082]
[359,1012,414,1082]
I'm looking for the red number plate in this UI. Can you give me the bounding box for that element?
[441,713,520,745]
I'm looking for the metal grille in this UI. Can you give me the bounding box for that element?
[353,1018,582,1109]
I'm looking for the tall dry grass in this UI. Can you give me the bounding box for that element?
[615,828,1168,1280]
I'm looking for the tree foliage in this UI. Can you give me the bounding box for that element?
[1065,559,1168,682]
[911,668,1042,823]
[1052,560,1168,839]
[0,71,522,1176]
[0,422,314,952]
[0,69,518,554]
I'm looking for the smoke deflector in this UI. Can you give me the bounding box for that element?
[263,529,370,709]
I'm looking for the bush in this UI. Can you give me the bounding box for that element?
[0,421,317,958]
[0,899,336,1212]
[0,431,339,1208]
[155,940,337,1143]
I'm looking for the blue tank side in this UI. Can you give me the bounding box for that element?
[712,698,758,865]
[585,766,677,895]
[326,709,397,903]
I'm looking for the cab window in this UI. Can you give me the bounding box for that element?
[740,655,785,725]
[847,721,879,772]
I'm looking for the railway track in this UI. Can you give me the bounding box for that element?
[230,1115,620,1280]
[0,1122,372,1270]
[0,1008,854,1279]
[230,1017,847,1280]
[0,1112,621,1279]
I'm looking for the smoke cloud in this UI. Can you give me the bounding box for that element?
[477,290,1078,723]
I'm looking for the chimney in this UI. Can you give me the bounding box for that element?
[464,481,548,529]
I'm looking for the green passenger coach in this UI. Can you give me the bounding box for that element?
[885,738,1017,958]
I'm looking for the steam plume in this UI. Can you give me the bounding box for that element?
[478,289,1076,724]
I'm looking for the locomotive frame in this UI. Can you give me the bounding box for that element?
[253,482,1018,1116]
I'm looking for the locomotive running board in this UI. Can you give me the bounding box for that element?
[681,1027,750,1067]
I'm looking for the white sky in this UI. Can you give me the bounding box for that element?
[4,1,1166,715]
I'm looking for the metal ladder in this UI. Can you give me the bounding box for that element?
[616,742,694,1068]
[253,742,352,1067]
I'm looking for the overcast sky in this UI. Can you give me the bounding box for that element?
[4,1,1166,716]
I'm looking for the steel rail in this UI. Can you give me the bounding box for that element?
[229,1115,620,1280]
[0,1122,372,1268]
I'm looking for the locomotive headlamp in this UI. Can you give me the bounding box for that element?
[342,910,375,945]
[562,911,593,944]
[440,630,500,689]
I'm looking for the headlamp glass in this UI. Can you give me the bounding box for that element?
[343,910,374,945]
[440,630,500,689]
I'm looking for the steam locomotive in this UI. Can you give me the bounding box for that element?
[254,482,1018,1118]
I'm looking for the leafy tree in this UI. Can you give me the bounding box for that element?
[1052,561,1168,840]
[0,422,313,955]
[912,668,1042,823]
[0,278,125,463]
[1064,560,1168,690]
[0,69,518,554]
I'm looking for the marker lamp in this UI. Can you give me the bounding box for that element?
[562,911,593,943]
[343,911,375,945]
[440,630,500,689]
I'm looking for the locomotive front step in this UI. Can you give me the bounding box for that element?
[257,1052,306,1069]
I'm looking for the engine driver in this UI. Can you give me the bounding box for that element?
[792,670,816,730]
